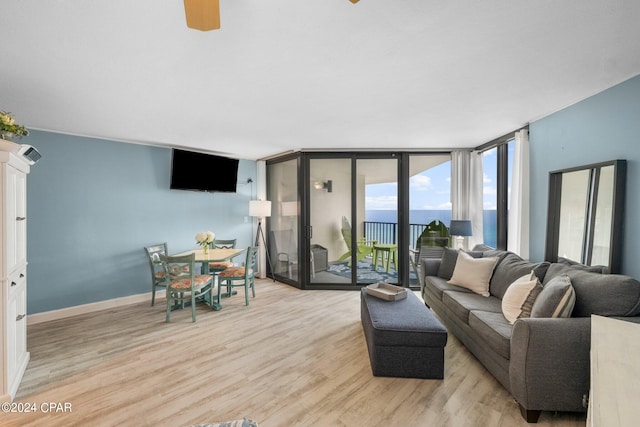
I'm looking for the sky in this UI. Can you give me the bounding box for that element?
[365,144,513,212]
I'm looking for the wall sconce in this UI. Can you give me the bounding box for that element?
[313,180,332,193]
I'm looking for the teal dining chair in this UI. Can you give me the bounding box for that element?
[217,246,258,307]
[145,243,190,306]
[207,238,237,271]
[160,253,215,322]
[207,238,237,295]
[144,243,169,306]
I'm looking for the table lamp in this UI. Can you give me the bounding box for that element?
[449,220,472,250]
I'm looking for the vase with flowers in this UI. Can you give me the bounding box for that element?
[0,111,29,141]
[195,231,215,255]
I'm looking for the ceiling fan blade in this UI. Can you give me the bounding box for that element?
[184,0,220,31]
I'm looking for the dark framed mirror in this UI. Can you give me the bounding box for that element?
[545,160,626,273]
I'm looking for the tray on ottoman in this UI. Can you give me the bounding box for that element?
[365,283,408,301]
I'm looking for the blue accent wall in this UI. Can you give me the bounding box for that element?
[25,131,256,314]
[530,74,640,278]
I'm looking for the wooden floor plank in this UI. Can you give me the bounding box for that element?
[4,280,586,427]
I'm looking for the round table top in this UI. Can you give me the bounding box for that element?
[373,243,398,250]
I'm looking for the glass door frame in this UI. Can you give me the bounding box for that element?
[267,150,452,290]
[302,152,410,289]
[265,152,304,288]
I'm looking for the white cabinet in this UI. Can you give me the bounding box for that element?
[588,315,640,427]
[1,152,30,402]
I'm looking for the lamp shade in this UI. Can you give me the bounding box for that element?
[449,220,472,237]
[249,200,272,218]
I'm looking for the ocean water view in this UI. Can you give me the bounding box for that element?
[365,209,498,248]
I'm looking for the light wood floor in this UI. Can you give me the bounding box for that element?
[6,280,586,427]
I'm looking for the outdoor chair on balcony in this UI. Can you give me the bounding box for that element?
[270,229,298,278]
[337,216,376,266]
[409,220,450,290]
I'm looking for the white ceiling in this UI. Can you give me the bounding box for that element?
[2,1,640,160]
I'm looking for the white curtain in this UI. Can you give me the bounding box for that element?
[507,129,530,258]
[451,150,484,250]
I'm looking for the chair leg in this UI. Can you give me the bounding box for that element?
[251,278,256,298]
[151,283,156,307]
[245,281,250,305]
[191,292,196,322]
[217,280,223,309]
[209,285,215,310]
[166,291,172,322]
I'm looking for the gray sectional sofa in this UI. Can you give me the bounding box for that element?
[421,245,640,423]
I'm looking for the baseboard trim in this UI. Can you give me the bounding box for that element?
[27,290,165,325]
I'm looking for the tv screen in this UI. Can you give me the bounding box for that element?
[170,149,239,193]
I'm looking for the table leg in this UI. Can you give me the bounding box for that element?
[385,250,391,273]
[392,249,397,272]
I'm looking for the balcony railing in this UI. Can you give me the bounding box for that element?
[363,221,434,249]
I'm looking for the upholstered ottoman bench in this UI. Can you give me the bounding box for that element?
[360,288,447,379]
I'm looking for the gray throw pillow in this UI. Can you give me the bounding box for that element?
[531,274,576,318]
[489,252,550,299]
[437,248,483,280]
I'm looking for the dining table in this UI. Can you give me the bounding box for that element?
[172,247,246,310]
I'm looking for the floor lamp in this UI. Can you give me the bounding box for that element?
[249,200,275,281]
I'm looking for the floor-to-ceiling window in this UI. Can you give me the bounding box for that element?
[482,147,498,248]
[479,137,516,249]
[266,155,300,286]
[407,155,452,286]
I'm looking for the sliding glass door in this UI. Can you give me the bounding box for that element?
[306,155,399,288]
[357,158,399,285]
[308,158,352,285]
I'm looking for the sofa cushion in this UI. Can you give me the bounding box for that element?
[489,252,550,299]
[448,251,499,297]
[442,290,502,324]
[543,262,605,284]
[564,270,640,317]
[558,256,609,274]
[531,274,576,318]
[424,275,472,301]
[437,248,483,280]
[472,243,495,251]
[468,310,512,360]
[481,249,510,264]
[501,272,543,324]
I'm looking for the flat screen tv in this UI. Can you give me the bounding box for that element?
[170,149,239,193]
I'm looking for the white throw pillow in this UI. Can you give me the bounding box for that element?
[501,271,544,324]
[447,251,499,297]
